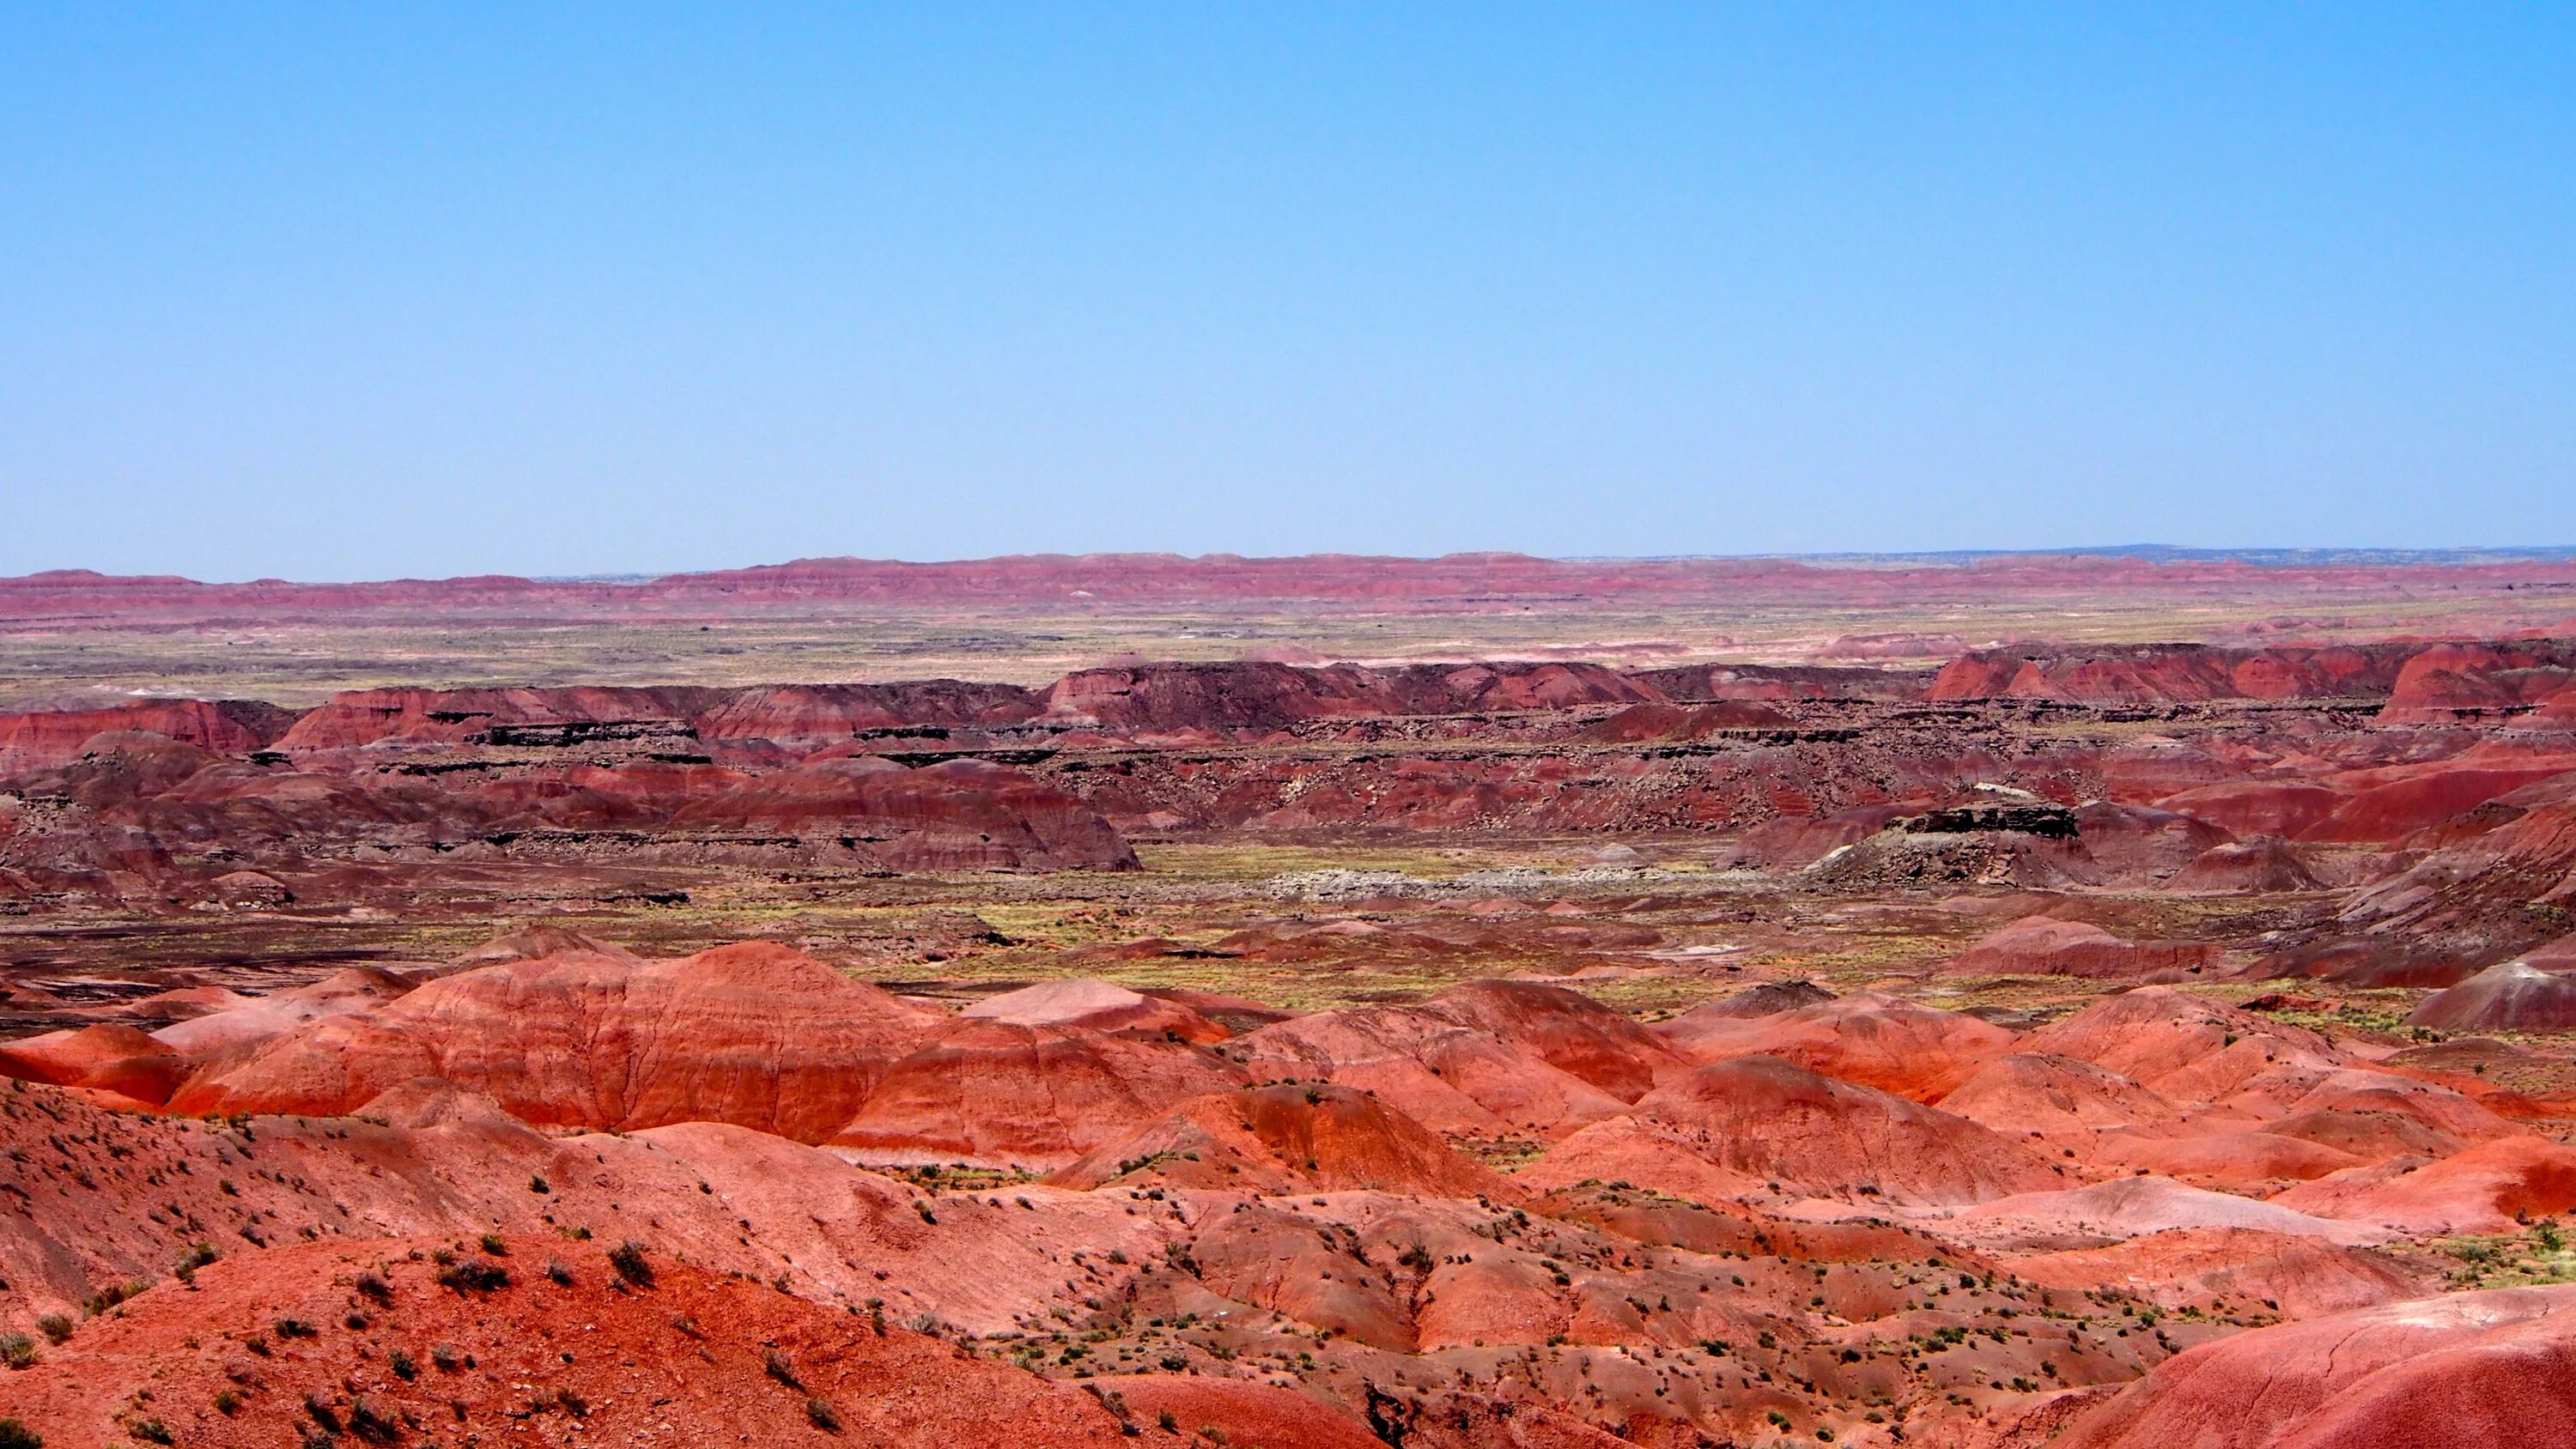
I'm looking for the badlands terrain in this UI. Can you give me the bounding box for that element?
[8,553,2576,1446]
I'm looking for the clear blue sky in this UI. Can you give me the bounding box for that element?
[3,5,2570,579]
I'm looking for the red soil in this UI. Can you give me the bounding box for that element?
[2002,1227,2420,1319]
[0,1236,1162,1449]
[1090,1376,1394,1449]
[2054,1283,2576,1449]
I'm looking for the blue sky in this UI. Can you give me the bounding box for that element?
[3,5,2570,579]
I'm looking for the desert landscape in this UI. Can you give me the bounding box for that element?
[8,552,2576,1447]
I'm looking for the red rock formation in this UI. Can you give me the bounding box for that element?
[1935,1052,2182,1135]
[2408,959,2576,1032]
[672,757,1139,870]
[2014,987,2348,1111]
[2157,779,2351,837]
[1528,1055,2062,1207]
[963,979,1229,1042]
[0,698,293,773]
[1658,990,2017,1100]
[1941,916,2220,979]
[0,1023,184,1106]
[1576,700,1793,741]
[1042,660,1662,731]
[167,942,939,1140]
[828,1020,1245,1167]
[2335,773,2576,967]
[1048,1083,1511,1197]
[2271,1135,2576,1234]
[1928,643,2420,705]
[2298,763,2576,843]
[2169,835,2325,893]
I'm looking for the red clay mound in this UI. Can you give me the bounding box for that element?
[1658,990,2017,1100]
[167,941,939,1140]
[1048,1083,1511,1197]
[1091,1377,1390,1449]
[963,978,1230,1042]
[0,1022,183,1104]
[1941,915,2219,979]
[829,1020,1245,1167]
[1530,1054,2061,1207]
[1226,981,1681,1139]
[2336,779,2576,965]
[2014,986,2348,1109]
[2053,1283,2576,1449]
[1935,1052,2182,1135]
[149,966,415,1056]
[1230,1005,1633,1140]
[2004,1227,2419,1319]
[2169,835,2327,893]
[0,1236,1158,1449]
[0,1076,1189,1336]
[2300,764,2576,844]
[2087,1130,2370,1192]
[2271,1134,2576,1234]
[1186,1202,1419,1350]
[1681,979,1837,1019]
[1947,1174,2389,1248]
[2156,779,2351,838]
[2408,959,2576,1032]
[1415,979,1687,1101]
